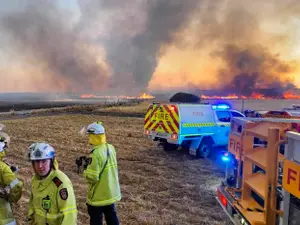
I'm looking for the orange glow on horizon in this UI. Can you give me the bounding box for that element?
[79,92,155,100]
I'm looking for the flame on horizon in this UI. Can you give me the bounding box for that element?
[79,92,155,100]
[201,91,300,100]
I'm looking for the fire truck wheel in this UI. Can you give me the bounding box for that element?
[163,142,178,151]
[196,139,213,158]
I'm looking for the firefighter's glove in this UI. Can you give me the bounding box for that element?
[75,156,88,174]
[83,157,89,170]
[3,160,19,173]
[10,165,18,173]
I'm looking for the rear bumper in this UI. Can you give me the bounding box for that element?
[144,130,179,144]
[216,185,243,225]
[215,197,241,225]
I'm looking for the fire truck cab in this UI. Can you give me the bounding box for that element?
[216,117,300,225]
[144,102,245,158]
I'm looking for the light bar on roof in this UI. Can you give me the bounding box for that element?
[212,104,230,110]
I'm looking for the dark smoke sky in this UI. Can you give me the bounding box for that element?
[0,0,299,96]
[77,0,200,94]
[0,0,109,93]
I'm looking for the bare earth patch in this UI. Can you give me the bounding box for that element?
[2,114,231,225]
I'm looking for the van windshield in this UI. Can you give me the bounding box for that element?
[231,111,244,117]
[216,111,231,122]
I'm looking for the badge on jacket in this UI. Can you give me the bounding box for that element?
[59,188,68,200]
[42,195,51,210]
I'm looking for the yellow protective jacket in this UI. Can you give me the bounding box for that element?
[0,161,23,225]
[83,143,121,206]
[27,169,77,225]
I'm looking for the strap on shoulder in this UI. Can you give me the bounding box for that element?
[98,143,110,178]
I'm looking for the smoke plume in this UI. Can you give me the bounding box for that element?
[149,0,300,97]
[214,44,296,96]
[0,0,299,96]
[0,0,109,93]
[207,4,299,97]
[77,0,199,93]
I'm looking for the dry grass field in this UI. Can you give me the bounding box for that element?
[1,112,230,225]
[1,98,299,224]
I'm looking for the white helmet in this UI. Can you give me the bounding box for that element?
[86,122,105,134]
[0,132,10,152]
[28,142,55,161]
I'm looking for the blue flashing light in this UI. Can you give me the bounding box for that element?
[221,152,230,162]
[221,155,230,162]
[212,104,230,110]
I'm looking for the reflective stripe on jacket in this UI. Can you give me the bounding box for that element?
[27,169,77,225]
[83,143,121,206]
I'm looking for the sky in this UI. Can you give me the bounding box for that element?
[0,0,299,96]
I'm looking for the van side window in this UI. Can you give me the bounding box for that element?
[231,111,244,118]
[216,111,231,122]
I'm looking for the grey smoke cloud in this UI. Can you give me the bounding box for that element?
[77,0,200,93]
[213,43,296,96]
[0,0,299,96]
[188,2,299,97]
[70,0,300,96]
[0,0,200,94]
[0,0,109,93]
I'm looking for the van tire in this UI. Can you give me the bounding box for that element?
[163,143,178,151]
[196,139,213,158]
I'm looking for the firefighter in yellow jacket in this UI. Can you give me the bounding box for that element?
[27,142,77,225]
[0,130,23,225]
[82,121,121,225]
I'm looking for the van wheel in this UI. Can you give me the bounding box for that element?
[163,143,178,151]
[196,140,213,158]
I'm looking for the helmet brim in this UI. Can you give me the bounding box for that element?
[30,157,54,161]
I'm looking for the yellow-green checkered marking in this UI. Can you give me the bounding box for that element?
[182,123,216,127]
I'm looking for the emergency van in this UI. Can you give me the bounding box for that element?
[144,102,245,158]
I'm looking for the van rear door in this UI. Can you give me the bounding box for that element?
[179,104,216,136]
[214,110,231,146]
[144,103,179,135]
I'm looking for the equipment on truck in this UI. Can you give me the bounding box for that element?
[144,102,245,158]
[244,110,265,118]
[222,117,300,184]
[216,117,300,225]
[262,110,300,119]
[244,107,300,119]
[219,111,300,175]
